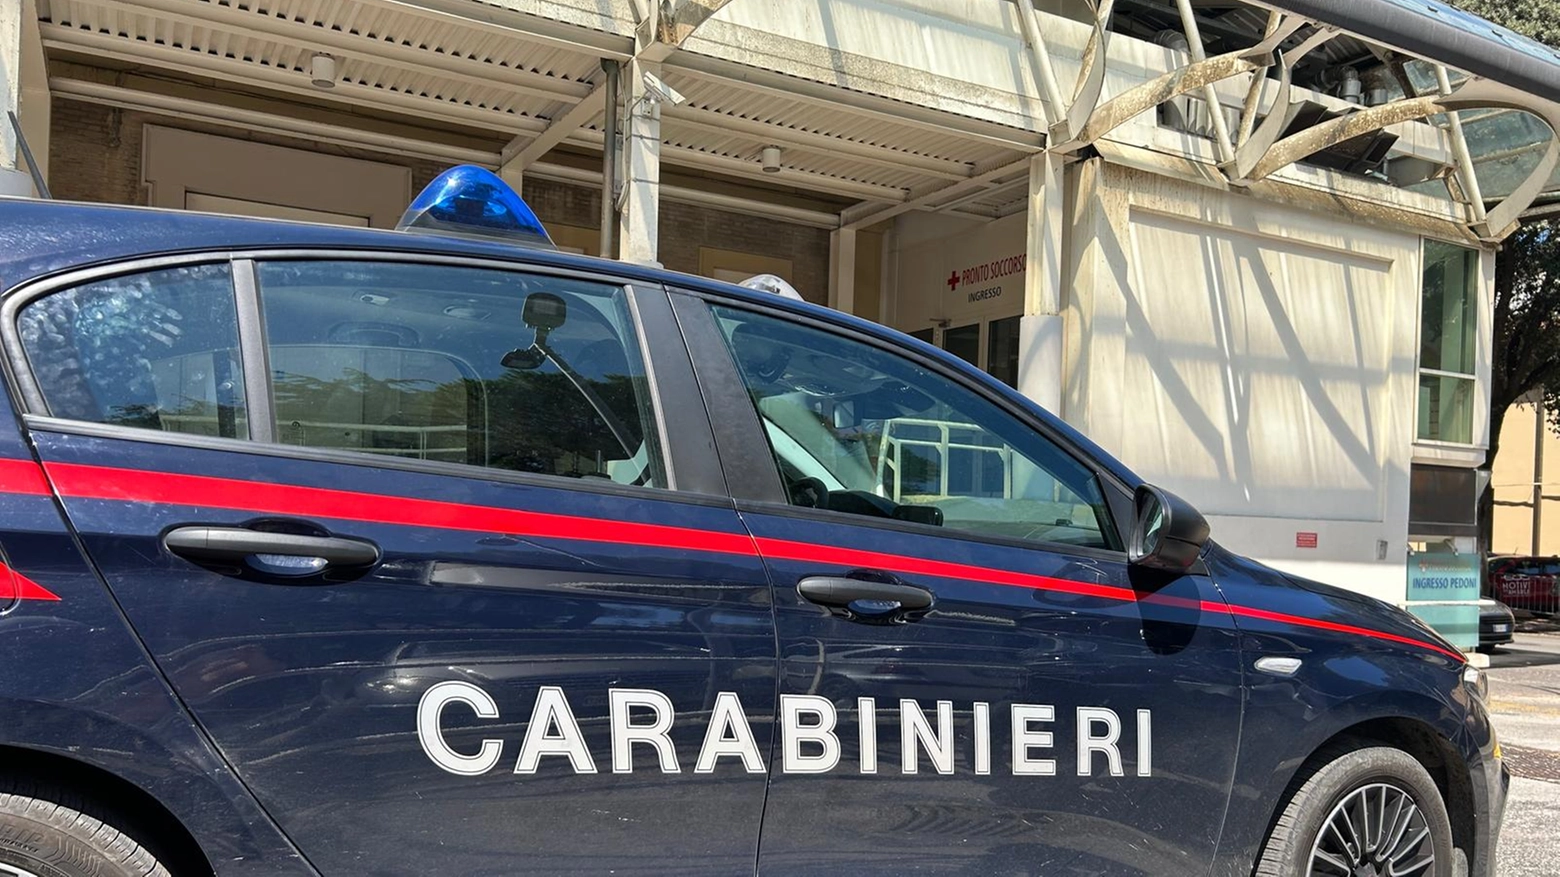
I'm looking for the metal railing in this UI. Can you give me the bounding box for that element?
[160,414,469,462]
[876,417,1012,503]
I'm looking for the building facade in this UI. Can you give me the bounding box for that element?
[1492,398,1560,555]
[5,0,1558,645]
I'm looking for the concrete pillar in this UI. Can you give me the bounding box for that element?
[828,227,857,313]
[498,165,523,195]
[0,0,46,196]
[1017,151,1065,415]
[617,58,662,266]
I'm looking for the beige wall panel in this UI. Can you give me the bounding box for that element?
[1067,161,1422,601]
[142,126,411,228]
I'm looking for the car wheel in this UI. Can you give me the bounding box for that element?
[0,780,171,877]
[1255,744,1453,877]
[1475,645,1496,655]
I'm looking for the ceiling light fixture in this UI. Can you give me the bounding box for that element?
[310,53,337,89]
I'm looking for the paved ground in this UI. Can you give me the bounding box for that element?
[1484,630,1560,876]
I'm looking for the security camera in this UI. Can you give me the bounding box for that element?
[641,71,686,106]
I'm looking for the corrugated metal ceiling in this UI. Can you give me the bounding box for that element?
[37,0,1034,208]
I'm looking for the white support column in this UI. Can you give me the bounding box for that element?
[1435,65,1487,227]
[828,227,857,314]
[1013,0,1068,132]
[618,58,662,266]
[17,0,45,186]
[499,165,524,195]
[0,0,42,195]
[1018,152,1065,415]
[1172,0,1235,165]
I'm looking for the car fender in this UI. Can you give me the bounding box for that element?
[0,694,316,876]
[1209,631,1494,875]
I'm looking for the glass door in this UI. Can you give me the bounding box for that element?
[925,317,1022,389]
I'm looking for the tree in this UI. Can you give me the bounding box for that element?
[1447,0,1560,49]
[1485,222,1560,548]
[1448,1,1560,549]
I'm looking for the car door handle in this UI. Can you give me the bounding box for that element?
[164,526,381,569]
[797,575,935,614]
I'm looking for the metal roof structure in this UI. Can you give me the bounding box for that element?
[32,0,1560,237]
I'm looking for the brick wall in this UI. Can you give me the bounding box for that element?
[48,99,828,298]
[48,100,144,206]
[659,199,830,303]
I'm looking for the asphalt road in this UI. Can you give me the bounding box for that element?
[1485,631,1560,876]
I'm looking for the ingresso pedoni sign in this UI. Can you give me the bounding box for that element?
[1405,552,1480,649]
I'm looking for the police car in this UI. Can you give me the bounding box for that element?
[0,167,1503,877]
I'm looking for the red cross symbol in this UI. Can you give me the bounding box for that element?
[946,270,959,291]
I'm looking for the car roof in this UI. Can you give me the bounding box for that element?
[0,197,1143,488]
[0,197,674,290]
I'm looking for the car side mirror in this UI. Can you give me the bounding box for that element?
[1128,484,1209,572]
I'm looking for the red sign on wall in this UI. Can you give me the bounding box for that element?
[1296,532,1319,549]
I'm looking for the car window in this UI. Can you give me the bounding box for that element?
[18,263,249,439]
[710,305,1119,550]
[256,260,666,488]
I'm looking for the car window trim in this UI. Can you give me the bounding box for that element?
[675,287,1129,554]
[232,258,275,443]
[625,283,726,496]
[668,290,788,505]
[2,249,716,500]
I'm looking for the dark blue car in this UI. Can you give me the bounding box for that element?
[0,169,1505,877]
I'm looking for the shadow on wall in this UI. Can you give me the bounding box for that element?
[1069,171,1414,529]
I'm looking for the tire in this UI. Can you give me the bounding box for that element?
[1475,645,1496,654]
[1255,744,1454,877]
[0,779,171,877]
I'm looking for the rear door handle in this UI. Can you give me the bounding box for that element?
[797,574,935,622]
[164,526,380,570]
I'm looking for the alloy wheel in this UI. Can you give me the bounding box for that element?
[1308,782,1435,877]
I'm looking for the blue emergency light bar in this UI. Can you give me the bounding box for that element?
[396,165,555,249]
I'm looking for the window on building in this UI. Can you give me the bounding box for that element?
[710,305,1117,550]
[1418,241,1479,444]
[18,263,250,439]
[987,315,1021,389]
[942,323,980,369]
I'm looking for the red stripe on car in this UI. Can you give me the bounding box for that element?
[0,458,53,496]
[0,560,60,602]
[43,462,758,557]
[30,461,1462,661]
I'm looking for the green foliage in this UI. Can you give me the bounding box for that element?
[1492,220,1560,427]
[1453,1,1560,546]
[1449,0,1560,47]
